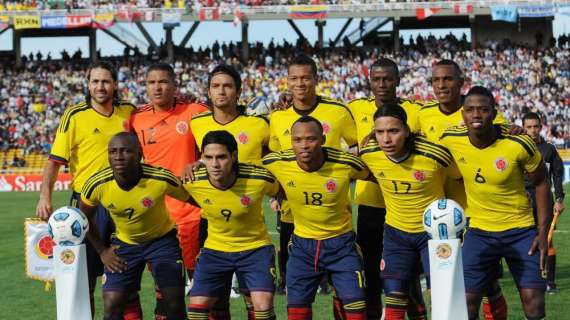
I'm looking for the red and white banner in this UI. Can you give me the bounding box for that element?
[0,173,72,192]
[453,4,473,15]
[199,8,220,21]
[416,7,442,20]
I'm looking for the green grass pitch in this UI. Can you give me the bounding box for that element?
[1,187,569,319]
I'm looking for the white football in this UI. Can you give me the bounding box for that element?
[423,199,466,240]
[48,206,89,246]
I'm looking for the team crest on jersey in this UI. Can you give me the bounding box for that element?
[380,259,386,271]
[240,195,252,207]
[238,132,249,144]
[176,121,188,135]
[321,121,331,134]
[141,197,154,208]
[494,157,508,172]
[413,170,425,181]
[122,120,130,132]
[325,179,337,193]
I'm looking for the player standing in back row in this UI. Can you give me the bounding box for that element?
[348,58,426,320]
[130,62,207,319]
[522,112,565,293]
[268,55,357,315]
[35,62,141,319]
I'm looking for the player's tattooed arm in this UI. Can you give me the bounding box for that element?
[79,201,127,273]
[527,161,553,274]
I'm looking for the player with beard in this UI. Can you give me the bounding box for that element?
[35,62,140,319]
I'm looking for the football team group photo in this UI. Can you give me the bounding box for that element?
[2,1,570,320]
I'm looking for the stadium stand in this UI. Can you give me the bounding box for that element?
[0,34,569,173]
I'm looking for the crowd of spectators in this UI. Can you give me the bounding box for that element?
[0,0,437,12]
[1,34,569,161]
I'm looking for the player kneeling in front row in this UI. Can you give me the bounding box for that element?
[360,103,460,320]
[439,86,552,320]
[185,130,278,320]
[80,132,189,320]
[263,116,370,320]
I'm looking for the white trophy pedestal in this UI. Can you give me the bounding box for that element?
[54,244,92,320]
[428,239,468,320]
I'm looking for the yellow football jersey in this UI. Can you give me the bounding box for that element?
[348,97,424,208]
[49,101,135,192]
[415,101,507,208]
[81,164,190,244]
[439,126,542,232]
[184,163,279,252]
[263,147,370,240]
[360,137,458,233]
[191,110,269,164]
[268,96,357,152]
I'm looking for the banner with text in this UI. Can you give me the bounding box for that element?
[0,173,72,192]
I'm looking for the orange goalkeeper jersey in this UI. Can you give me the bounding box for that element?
[130,100,208,224]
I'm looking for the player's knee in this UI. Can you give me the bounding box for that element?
[250,294,273,311]
[520,289,545,317]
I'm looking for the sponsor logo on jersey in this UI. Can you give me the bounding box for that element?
[494,157,508,172]
[176,121,189,135]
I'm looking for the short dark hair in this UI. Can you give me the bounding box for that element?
[109,132,142,155]
[208,65,242,92]
[288,54,318,78]
[373,102,407,124]
[371,58,399,78]
[292,115,323,135]
[202,130,238,155]
[147,62,176,81]
[464,86,496,109]
[522,112,542,125]
[434,59,462,78]
[88,61,117,82]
